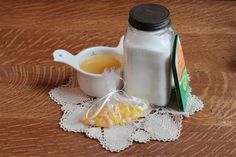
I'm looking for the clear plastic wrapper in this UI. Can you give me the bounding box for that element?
[81,70,148,128]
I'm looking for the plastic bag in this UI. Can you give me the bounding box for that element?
[81,70,148,128]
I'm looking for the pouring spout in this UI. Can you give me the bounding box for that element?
[53,49,80,71]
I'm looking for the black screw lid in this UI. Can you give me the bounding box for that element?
[129,4,171,31]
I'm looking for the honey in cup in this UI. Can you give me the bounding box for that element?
[80,54,121,74]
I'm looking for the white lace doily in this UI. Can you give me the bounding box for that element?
[49,76,203,152]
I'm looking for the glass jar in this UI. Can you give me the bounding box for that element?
[123,4,175,106]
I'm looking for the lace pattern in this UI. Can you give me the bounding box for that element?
[49,76,203,152]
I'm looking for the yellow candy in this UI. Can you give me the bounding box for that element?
[81,102,147,127]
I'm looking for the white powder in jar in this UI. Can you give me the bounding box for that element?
[124,26,174,106]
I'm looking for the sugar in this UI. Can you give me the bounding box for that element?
[123,26,175,106]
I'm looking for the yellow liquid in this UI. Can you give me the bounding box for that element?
[80,55,121,74]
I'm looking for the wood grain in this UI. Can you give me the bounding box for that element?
[0,0,235,156]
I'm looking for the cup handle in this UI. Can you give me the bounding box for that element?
[53,49,79,71]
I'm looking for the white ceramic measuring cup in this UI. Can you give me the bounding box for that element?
[53,36,123,98]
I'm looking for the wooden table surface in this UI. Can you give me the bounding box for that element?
[0,0,235,156]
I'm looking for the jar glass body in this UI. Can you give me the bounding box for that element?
[123,24,175,106]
